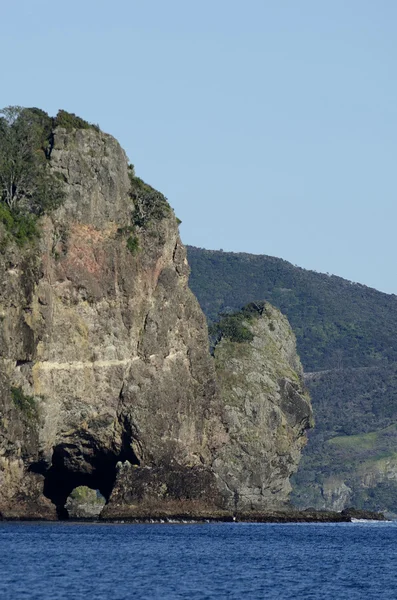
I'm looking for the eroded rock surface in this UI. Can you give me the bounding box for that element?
[212,303,313,511]
[0,124,223,518]
[102,461,226,520]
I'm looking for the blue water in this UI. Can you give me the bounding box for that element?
[1,521,397,599]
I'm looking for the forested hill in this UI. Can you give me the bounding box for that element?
[186,246,397,372]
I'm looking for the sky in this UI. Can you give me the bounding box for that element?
[2,0,397,293]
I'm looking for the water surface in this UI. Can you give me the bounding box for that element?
[0,521,396,599]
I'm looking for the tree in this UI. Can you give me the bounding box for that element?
[0,106,63,216]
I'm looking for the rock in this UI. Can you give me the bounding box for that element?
[293,456,397,513]
[340,507,386,521]
[320,478,354,511]
[212,302,313,511]
[0,121,223,518]
[102,462,227,520]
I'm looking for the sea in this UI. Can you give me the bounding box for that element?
[0,520,396,599]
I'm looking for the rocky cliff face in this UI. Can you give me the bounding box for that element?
[0,118,312,520]
[0,124,224,518]
[212,303,313,511]
[103,302,313,518]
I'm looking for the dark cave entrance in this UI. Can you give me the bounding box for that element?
[31,437,140,519]
[43,445,116,519]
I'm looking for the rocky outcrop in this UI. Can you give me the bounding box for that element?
[102,461,226,520]
[0,116,312,520]
[0,123,224,518]
[212,303,313,511]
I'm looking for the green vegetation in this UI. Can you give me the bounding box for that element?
[115,172,172,257]
[116,225,140,255]
[187,246,397,371]
[0,106,102,248]
[68,486,105,504]
[11,386,37,419]
[54,110,100,132]
[210,312,253,344]
[129,175,171,228]
[187,246,397,512]
[291,364,397,510]
[0,106,66,246]
[126,234,139,254]
[304,365,397,437]
[0,204,38,246]
[328,430,381,451]
[353,481,397,512]
[115,172,173,257]
[210,302,267,345]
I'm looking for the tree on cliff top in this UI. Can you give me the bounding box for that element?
[0,106,64,216]
[0,106,66,246]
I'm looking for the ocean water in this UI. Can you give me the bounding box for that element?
[0,521,396,599]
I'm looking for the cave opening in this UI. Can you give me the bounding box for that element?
[39,438,140,519]
[64,486,106,519]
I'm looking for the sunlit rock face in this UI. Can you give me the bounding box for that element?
[212,303,313,511]
[0,124,224,519]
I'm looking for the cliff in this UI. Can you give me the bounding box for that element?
[211,303,313,511]
[0,118,225,519]
[0,110,312,519]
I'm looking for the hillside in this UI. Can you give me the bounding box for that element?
[187,246,397,513]
[292,365,397,512]
[187,247,397,372]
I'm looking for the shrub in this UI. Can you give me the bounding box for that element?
[11,386,37,419]
[0,203,14,230]
[210,311,254,345]
[54,110,92,132]
[209,302,267,345]
[129,175,171,228]
[68,486,105,504]
[0,204,38,247]
[126,234,139,254]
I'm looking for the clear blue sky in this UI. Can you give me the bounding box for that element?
[2,1,397,293]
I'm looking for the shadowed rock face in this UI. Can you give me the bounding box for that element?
[212,303,313,511]
[102,462,226,520]
[0,125,224,519]
[0,122,312,520]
